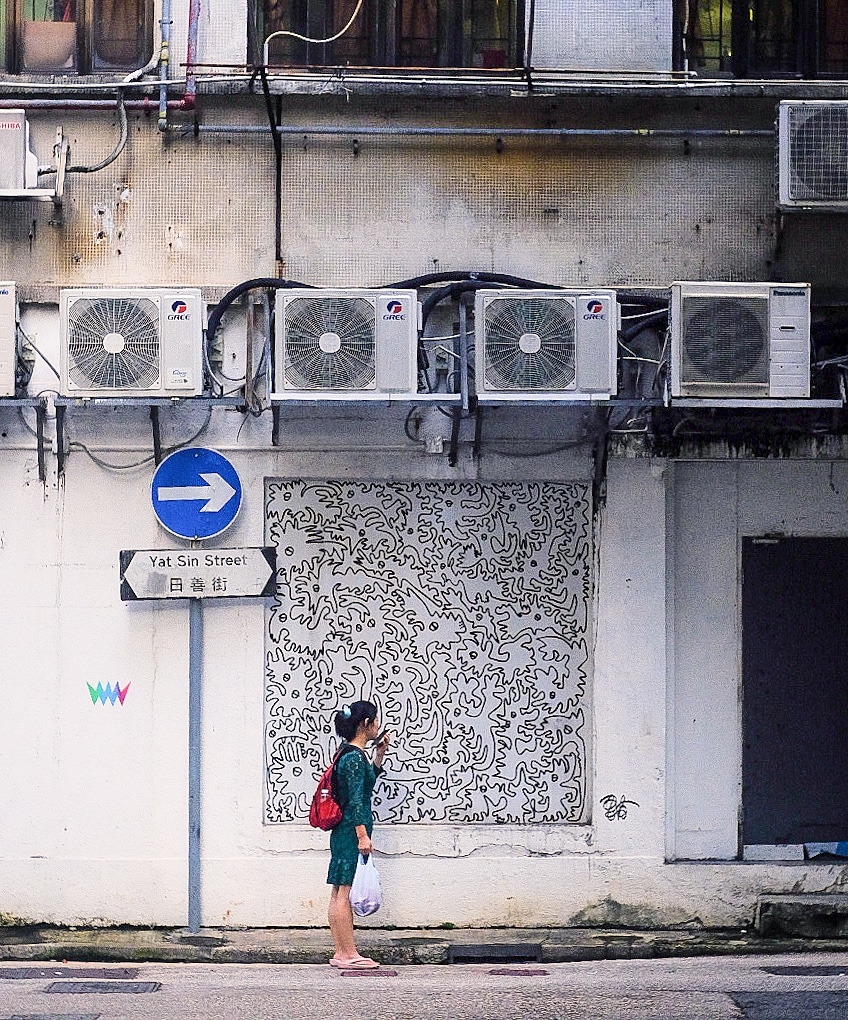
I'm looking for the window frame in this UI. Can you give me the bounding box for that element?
[257,0,526,72]
[3,0,154,75]
[675,0,848,79]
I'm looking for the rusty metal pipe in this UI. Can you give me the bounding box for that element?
[184,0,201,108]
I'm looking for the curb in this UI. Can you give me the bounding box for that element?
[2,927,848,965]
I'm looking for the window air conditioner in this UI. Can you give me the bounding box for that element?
[474,289,619,401]
[273,289,420,399]
[0,282,17,397]
[60,288,204,398]
[778,100,848,210]
[670,282,810,399]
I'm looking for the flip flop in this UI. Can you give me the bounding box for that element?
[333,956,380,970]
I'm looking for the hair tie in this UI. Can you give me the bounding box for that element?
[342,705,351,718]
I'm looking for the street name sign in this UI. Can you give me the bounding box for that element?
[120,547,276,601]
[151,447,242,540]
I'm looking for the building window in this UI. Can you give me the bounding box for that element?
[256,0,524,70]
[682,0,848,77]
[1,0,152,73]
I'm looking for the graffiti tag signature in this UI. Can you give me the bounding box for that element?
[600,794,639,821]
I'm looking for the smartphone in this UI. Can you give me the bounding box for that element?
[372,729,389,745]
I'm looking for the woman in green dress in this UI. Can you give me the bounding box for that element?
[327,700,390,970]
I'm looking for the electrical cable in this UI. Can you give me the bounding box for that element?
[621,307,670,321]
[263,0,363,60]
[68,404,213,472]
[403,406,424,443]
[66,90,128,174]
[620,308,668,342]
[18,324,60,380]
[525,0,536,85]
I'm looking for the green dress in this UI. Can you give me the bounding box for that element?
[327,744,383,887]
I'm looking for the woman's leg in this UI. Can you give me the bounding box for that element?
[328,884,357,960]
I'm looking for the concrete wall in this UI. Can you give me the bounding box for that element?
[4,418,848,928]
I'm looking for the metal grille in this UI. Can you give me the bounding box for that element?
[788,103,848,202]
[66,296,160,390]
[283,296,377,390]
[0,109,276,287]
[680,295,769,393]
[45,982,161,994]
[483,297,576,390]
[0,103,778,292]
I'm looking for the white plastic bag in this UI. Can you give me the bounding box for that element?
[349,853,382,916]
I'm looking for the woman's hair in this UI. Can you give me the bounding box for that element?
[334,700,377,741]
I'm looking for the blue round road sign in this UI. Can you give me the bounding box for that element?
[151,447,242,540]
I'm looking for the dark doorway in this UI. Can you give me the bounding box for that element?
[742,536,848,847]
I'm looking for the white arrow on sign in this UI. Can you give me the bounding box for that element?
[157,473,237,514]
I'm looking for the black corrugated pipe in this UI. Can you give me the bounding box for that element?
[617,291,671,309]
[390,270,559,291]
[420,279,513,331]
[620,308,669,342]
[206,277,311,345]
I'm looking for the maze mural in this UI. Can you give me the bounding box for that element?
[264,480,593,825]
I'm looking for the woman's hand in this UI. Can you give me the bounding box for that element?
[357,832,373,855]
[374,730,391,767]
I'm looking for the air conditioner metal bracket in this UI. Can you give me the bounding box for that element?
[53,396,245,476]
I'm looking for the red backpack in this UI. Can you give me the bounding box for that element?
[309,746,356,830]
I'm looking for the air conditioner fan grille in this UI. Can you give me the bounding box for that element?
[67,297,160,390]
[483,298,576,390]
[283,297,376,390]
[788,105,848,201]
[681,296,769,386]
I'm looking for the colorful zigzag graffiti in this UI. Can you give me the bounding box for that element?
[87,681,131,706]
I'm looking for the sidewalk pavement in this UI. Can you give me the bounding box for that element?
[1,924,848,965]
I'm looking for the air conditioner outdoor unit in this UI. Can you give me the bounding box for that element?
[60,288,204,398]
[670,282,810,399]
[273,289,420,398]
[474,289,619,401]
[778,101,848,210]
[0,111,38,190]
[0,282,17,397]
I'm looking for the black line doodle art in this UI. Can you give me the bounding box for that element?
[600,794,639,821]
[264,481,593,825]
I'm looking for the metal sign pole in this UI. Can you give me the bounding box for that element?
[188,596,203,933]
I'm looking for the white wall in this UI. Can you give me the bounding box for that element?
[4,433,848,926]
